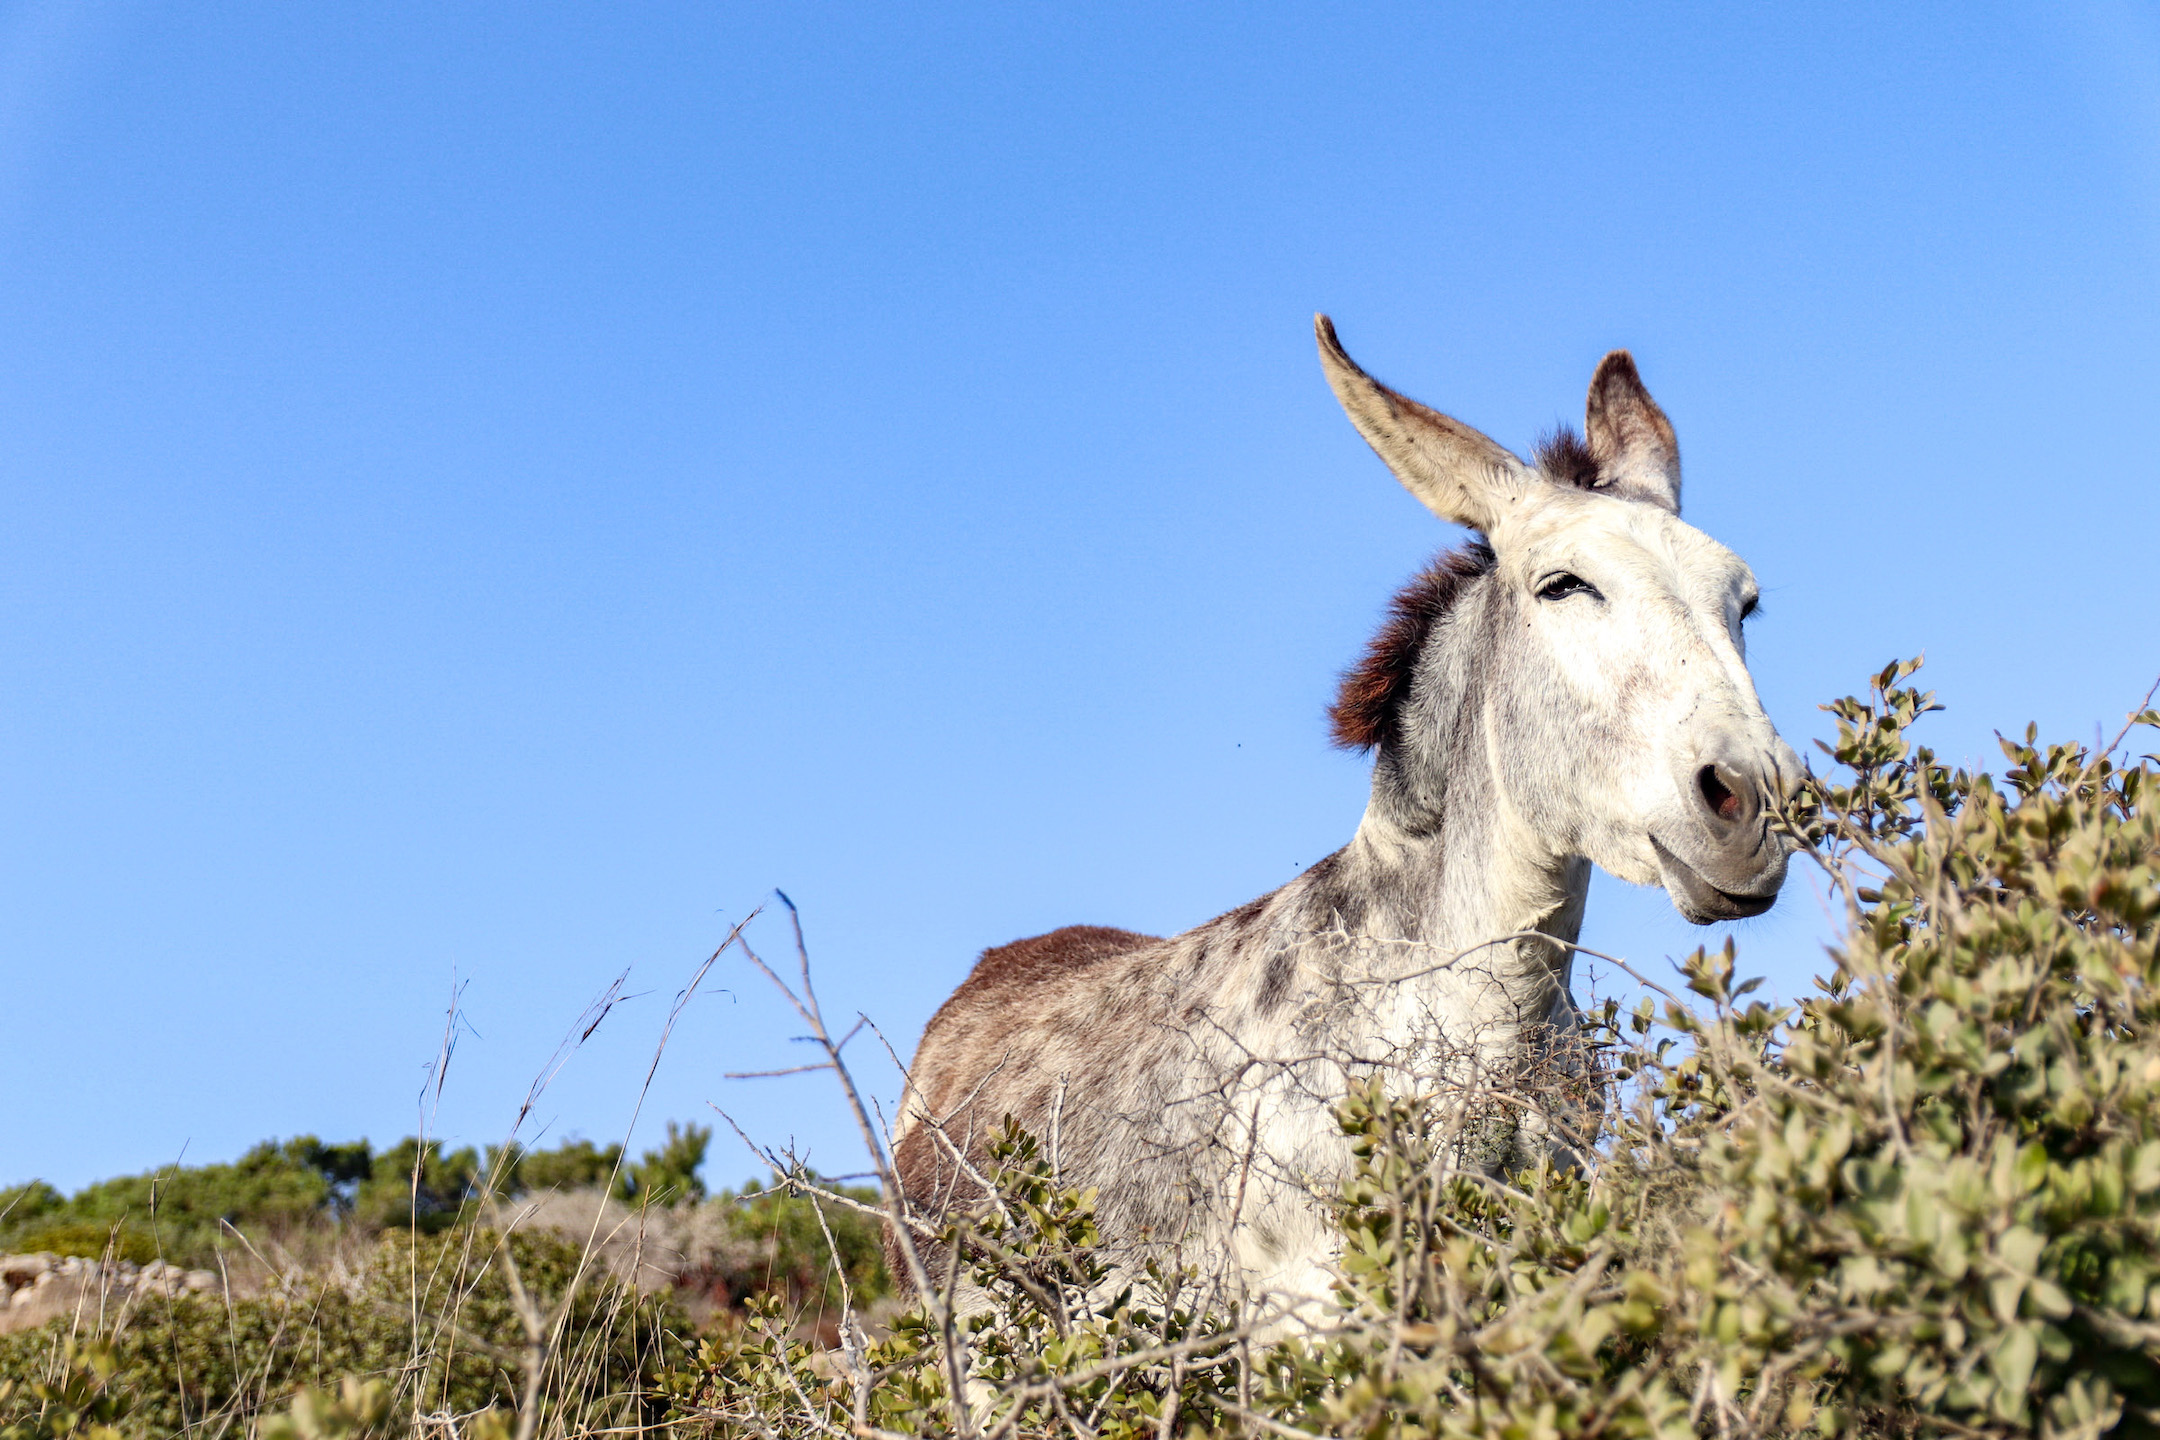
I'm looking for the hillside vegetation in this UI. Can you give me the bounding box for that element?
[5,660,2156,1439]
[1,1125,886,1436]
[1,1124,712,1270]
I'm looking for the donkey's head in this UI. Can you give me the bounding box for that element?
[1317,316,1798,924]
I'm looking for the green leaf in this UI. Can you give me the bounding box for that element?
[1990,1325,2038,1410]
[1998,1226,2044,1275]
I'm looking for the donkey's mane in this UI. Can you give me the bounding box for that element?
[1329,540,1495,753]
[1329,425,1609,754]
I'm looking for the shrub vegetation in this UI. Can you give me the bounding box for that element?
[5,661,2156,1438]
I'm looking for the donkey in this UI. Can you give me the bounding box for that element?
[890,317,1800,1317]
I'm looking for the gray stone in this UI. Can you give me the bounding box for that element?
[1,1254,54,1286]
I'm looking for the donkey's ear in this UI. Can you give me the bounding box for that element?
[1584,351,1681,513]
[1316,315,1526,533]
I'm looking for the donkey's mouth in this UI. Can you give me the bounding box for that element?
[1649,836,1780,924]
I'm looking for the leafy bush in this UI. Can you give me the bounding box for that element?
[0,1144,333,1267]
[348,1137,485,1235]
[0,1187,61,1235]
[256,1378,400,1440]
[0,1342,131,1440]
[672,1125,1243,1437]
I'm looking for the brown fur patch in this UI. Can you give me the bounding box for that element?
[948,925,1160,1011]
[890,924,1162,1290]
[1534,425,1602,490]
[888,1121,959,1293]
[901,924,1162,1167]
[1329,544,1495,752]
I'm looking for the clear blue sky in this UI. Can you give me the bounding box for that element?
[4,4,2157,1195]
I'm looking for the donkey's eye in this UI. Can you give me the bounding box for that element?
[1535,573,1601,603]
[1740,595,1761,621]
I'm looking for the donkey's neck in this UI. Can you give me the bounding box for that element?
[1339,799,1586,958]
[1300,638,1590,1031]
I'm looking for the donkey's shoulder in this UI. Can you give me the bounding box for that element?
[914,924,1162,1059]
[962,924,1161,998]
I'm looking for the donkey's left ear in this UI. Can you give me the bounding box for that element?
[1584,351,1681,514]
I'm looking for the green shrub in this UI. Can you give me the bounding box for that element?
[2,1139,360,1266]
[256,1377,401,1440]
[673,1125,1243,1437]
[349,1138,483,1234]
[621,1122,711,1208]
[0,1342,130,1440]
[504,1137,622,1196]
[0,1186,61,1235]
[3,1225,155,1265]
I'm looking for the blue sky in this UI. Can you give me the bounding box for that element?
[3,3,2157,1194]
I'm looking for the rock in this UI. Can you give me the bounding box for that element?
[0,1272,90,1334]
[2,1255,53,1292]
[182,1270,218,1293]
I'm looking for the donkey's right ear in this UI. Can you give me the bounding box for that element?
[1315,315,1526,534]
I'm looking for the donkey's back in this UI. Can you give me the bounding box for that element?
[939,925,1162,1018]
[893,923,1161,1201]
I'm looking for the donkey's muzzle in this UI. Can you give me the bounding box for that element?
[1651,836,1782,923]
[1655,743,1797,924]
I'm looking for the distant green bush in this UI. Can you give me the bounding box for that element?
[3,1225,155,1266]
[622,1122,711,1208]
[0,1125,741,1438]
[0,1185,62,1235]
[348,1137,485,1234]
[1,1127,715,1266]
[504,1137,622,1196]
[3,1138,380,1266]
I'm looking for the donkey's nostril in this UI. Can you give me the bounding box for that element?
[1698,765,1743,823]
